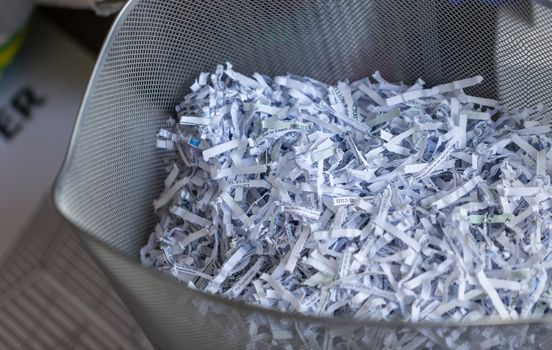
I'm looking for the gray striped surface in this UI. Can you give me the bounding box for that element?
[0,197,153,350]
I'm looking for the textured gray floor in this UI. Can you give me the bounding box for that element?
[0,196,153,350]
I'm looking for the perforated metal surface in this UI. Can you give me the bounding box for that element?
[54,1,552,349]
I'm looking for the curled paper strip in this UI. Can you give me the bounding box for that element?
[142,63,552,328]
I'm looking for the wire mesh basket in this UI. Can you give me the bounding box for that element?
[54,0,552,348]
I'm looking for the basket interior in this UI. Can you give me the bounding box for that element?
[55,0,552,260]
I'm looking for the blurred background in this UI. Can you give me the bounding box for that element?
[0,1,155,348]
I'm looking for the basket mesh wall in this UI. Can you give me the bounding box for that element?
[54,0,552,348]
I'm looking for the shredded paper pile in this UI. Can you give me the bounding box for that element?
[142,63,552,323]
